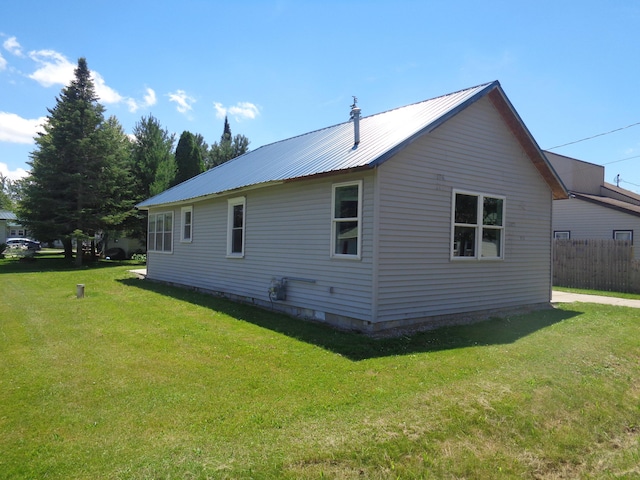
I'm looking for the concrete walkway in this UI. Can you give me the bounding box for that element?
[552,290,640,308]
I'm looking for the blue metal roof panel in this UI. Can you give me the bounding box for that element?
[137,81,498,208]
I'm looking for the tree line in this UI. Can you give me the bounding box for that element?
[4,58,249,265]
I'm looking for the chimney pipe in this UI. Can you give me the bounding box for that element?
[350,97,361,147]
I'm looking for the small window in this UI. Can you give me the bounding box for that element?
[148,212,173,253]
[614,230,633,243]
[554,231,570,240]
[331,181,362,259]
[227,197,245,257]
[451,190,504,260]
[181,206,193,242]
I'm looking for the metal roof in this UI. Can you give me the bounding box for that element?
[0,210,17,221]
[137,81,508,209]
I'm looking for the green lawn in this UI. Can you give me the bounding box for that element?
[1,254,639,479]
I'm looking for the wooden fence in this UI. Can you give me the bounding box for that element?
[553,239,640,293]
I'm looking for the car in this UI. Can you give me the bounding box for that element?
[5,238,41,251]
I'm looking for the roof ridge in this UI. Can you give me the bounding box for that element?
[250,81,499,151]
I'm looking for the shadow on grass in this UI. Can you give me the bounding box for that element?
[119,277,581,361]
[0,254,145,275]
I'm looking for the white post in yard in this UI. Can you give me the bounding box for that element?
[77,284,85,299]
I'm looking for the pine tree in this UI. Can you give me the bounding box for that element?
[204,117,250,169]
[125,115,176,243]
[18,58,119,264]
[172,130,203,186]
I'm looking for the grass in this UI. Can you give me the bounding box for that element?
[1,253,639,479]
[553,286,640,301]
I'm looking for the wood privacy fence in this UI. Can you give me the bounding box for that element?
[553,239,640,293]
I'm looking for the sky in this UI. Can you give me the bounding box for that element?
[1,1,639,193]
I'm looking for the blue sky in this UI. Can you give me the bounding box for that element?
[1,1,639,192]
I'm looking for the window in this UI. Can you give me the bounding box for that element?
[227,197,245,257]
[181,206,193,242]
[554,231,570,240]
[614,230,633,243]
[452,190,504,260]
[331,181,362,258]
[148,212,173,253]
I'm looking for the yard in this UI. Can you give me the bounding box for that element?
[1,254,639,479]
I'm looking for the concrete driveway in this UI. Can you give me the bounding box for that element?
[552,290,640,308]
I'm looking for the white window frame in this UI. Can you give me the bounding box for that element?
[554,231,570,240]
[148,211,174,253]
[227,197,245,258]
[181,206,193,243]
[331,180,363,260]
[451,189,505,261]
[613,230,633,244]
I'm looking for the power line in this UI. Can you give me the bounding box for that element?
[602,154,640,165]
[546,121,640,150]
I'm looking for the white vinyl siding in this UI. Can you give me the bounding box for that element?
[148,212,173,253]
[375,96,553,323]
[145,174,375,322]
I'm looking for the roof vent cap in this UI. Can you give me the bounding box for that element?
[350,96,361,148]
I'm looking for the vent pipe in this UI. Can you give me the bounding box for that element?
[350,96,361,148]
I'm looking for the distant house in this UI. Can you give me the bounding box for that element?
[0,210,29,244]
[137,81,566,333]
[546,151,640,260]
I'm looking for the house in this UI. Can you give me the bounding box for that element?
[546,151,640,260]
[137,81,567,333]
[0,210,28,244]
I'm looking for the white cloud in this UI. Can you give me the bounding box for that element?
[125,87,157,113]
[27,49,75,87]
[91,71,123,104]
[214,101,260,121]
[168,89,195,114]
[0,112,46,144]
[144,88,157,107]
[0,52,6,71]
[3,36,23,56]
[0,162,29,181]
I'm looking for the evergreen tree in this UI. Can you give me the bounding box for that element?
[130,115,176,198]
[204,116,250,169]
[18,58,117,264]
[172,130,203,186]
[126,115,175,243]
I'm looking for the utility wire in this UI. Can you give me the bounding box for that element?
[546,121,640,150]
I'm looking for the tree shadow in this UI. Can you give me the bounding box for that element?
[118,277,581,361]
[0,254,145,275]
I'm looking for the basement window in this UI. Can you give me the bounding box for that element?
[451,190,504,260]
[554,231,570,240]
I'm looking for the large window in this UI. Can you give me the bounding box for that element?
[148,212,173,253]
[181,206,193,242]
[331,181,362,258]
[452,190,504,260]
[227,197,245,257]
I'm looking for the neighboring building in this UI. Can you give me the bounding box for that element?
[137,81,566,333]
[546,151,640,260]
[0,210,29,244]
